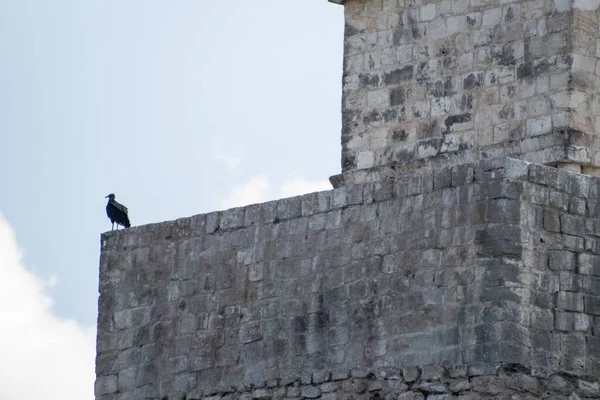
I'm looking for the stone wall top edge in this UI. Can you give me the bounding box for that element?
[527,159,600,195]
[332,143,600,188]
[332,0,600,12]
[100,157,592,253]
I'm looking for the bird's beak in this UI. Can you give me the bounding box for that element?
[105,195,109,198]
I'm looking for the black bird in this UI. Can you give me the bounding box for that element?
[105,193,131,230]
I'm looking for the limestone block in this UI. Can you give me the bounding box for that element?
[95,375,118,396]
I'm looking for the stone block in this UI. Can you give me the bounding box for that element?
[526,116,552,137]
[484,180,524,200]
[300,386,321,398]
[415,380,448,393]
[243,203,262,226]
[544,209,561,232]
[301,192,321,217]
[577,379,600,397]
[173,373,196,392]
[559,272,585,293]
[434,168,453,190]
[475,225,522,258]
[403,366,421,383]
[350,367,370,378]
[555,310,574,332]
[557,291,584,312]
[468,364,497,377]
[528,185,550,206]
[560,214,585,236]
[221,207,245,230]
[569,197,586,215]
[206,211,220,234]
[277,197,303,220]
[557,171,590,198]
[133,384,158,399]
[452,164,474,187]
[367,381,383,392]
[341,378,368,393]
[320,381,339,393]
[546,374,575,394]
[586,219,600,237]
[332,369,350,381]
[531,309,554,331]
[578,253,600,275]
[505,373,542,395]
[483,260,520,287]
[585,237,600,254]
[486,199,521,224]
[548,251,576,271]
[398,392,425,400]
[574,313,590,332]
[421,365,445,381]
[562,234,585,252]
[534,292,554,309]
[587,295,600,316]
[240,321,262,344]
[376,366,402,380]
[373,178,395,201]
[332,187,348,208]
[549,190,569,211]
[446,365,468,379]
[449,379,473,393]
[561,335,587,358]
[95,375,118,396]
[470,376,503,395]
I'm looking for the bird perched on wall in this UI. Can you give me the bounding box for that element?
[105,193,131,230]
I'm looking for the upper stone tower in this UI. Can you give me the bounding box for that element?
[330,0,600,186]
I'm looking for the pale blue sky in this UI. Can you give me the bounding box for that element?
[0,0,343,332]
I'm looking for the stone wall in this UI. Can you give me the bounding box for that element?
[93,2,600,398]
[523,162,600,376]
[336,0,600,179]
[96,158,600,399]
[102,363,600,400]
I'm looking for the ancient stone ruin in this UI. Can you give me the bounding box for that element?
[96,1,600,399]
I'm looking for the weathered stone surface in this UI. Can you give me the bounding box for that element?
[300,385,321,398]
[152,362,596,399]
[330,0,600,188]
[95,375,117,396]
[398,392,425,400]
[97,160,600,399]
[96,1,600,393]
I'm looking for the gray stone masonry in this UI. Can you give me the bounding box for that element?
[329,0,600,185]
[95,363,600,399]
[94,1,600,397]
[97,157,600,399]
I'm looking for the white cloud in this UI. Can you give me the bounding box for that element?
[219,175,331,210]
[214,141,245,170]
[280,176,331,198]
[215,151,244,170]
[0,215,96,400]
[219,174,271,209]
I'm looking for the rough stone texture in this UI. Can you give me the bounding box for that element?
[102,363,598,399]
[97,158,600,399]
[94,1,600,398]
[332,0,600,185]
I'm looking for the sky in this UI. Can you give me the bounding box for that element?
[0,1,343,399]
